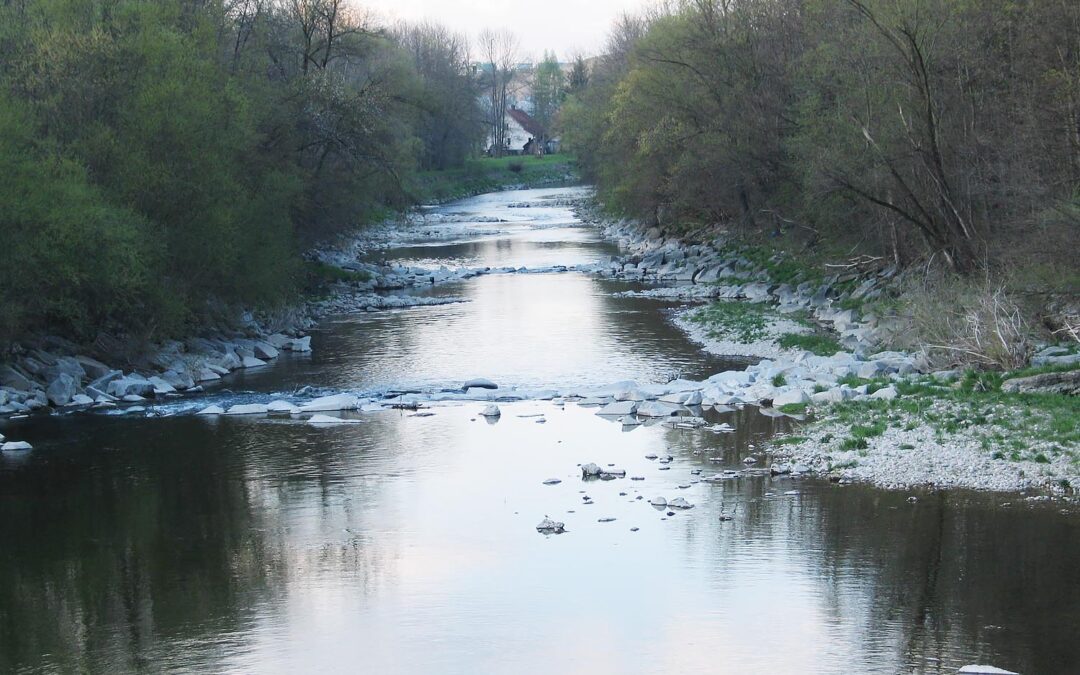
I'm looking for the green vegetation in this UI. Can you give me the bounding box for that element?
[0,0,487,344]
[689,302,772,344]
[817,370,1080,464]
[411,155,577,203]
[777,333,843,356]
[771,373,788,388]
[562,0,1079,334]
[778,402,809,415]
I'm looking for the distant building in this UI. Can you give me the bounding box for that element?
[489,106,552,156]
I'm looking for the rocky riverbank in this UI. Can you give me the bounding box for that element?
[577,207,1079,496]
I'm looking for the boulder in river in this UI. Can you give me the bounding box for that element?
[299,393,360,412]
[2,441,33,452]
[668,497,693,509]
[462,378,498,390]
[266,400,300,416]
[536,518,565,534]
[226,403,268,415]
[580,462,602,477]
[479,404,501,417]
[957,667,1019,675]
[46,372,78,406]
[649,496,667,507]
[597,400,638,416]
[240,356,267,369]
[107,376,155,399]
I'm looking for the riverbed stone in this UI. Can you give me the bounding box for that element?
[870,386,898,401]
[107,376,155,399]
[299,393,360,412]
[46,372,78,406]
[287,336,312,352]
[773,389,810,407]
[580,462,602,477]
[196,405,225,415]
[226,403,268,415]
[536,518,565,534]
[463,378,498,390]
[68,394,95,406]
[479,404,501,417]
[636,400,683,417]
[597,400,637,416]
[253,342,279,360]
[240,356,267,369]
[147,376,177,395]
[2,441,33,452]
[266,400,301,415]
[0,366,34,391]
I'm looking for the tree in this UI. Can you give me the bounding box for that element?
[477,29,520,156]
[532,51,563,132]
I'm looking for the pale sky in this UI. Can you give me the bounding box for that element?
[363,0,651,59]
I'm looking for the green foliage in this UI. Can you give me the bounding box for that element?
[771,373,788,388]
[0,0,484,343]
[689,301,771,344]
[564,0,1080,275]
[777,333,843,356]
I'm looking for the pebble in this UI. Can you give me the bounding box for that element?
[542,478,561,485]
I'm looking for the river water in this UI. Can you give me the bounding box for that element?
[1,188,1077,674]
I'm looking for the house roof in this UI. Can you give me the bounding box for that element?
[507,107,546,138]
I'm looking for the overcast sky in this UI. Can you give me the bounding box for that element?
[363,0,651,59]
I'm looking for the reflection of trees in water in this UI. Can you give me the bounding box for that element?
[658,411,1079,673]
[0,415,403,672]
[772,485,1080,673]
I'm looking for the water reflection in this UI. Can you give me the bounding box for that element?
[2,406,1077,673]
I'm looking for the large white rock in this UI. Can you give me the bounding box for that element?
[266,400,300,416]
[107,376,155,399]
[596,400,637,416]
[2,441,33,452]
[287,336,312,352]
[67,394,95,406]
[196,405,225,415]
[463,378,498,390]
[225,403,268,415]
[147,376,177,395]
[253,342,280,360]
[636,401,683,418]
[240,356,267,369]
[957,667,1019,675]
[299,393,360,412]
[870,386,898,401]
[773,389,810,407]
[479,404,501,417]
[46,372,78,406]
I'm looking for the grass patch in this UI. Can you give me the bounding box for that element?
[777,332,843,356]
[772,373,788,387]
[778,402,809,415]
[689,301,773,344]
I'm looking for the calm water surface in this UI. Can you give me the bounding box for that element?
[1,188,1077,674]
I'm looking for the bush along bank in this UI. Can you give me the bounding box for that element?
[585,212,1079,497]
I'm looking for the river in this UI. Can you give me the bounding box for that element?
[1,188,1077,674]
